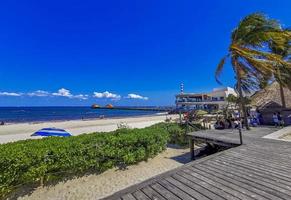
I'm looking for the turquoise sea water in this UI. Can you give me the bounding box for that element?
[0,107,161,123]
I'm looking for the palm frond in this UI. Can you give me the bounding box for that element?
[215,55,228,84]
[232,13,282,47]
[217,13,291,95]
[231,44,291,69]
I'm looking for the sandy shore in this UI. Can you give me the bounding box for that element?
[0,114,177,144]
[263,126,291,141]
[282,134,291,140]
[18,147,190,200]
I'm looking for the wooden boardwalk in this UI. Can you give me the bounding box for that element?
[103,127,291,200]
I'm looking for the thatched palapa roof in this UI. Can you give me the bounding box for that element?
[251,82,291,109]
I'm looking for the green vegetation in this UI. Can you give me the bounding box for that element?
[154,122,203,146]
[215,13,291,129]
[0,122,195,198]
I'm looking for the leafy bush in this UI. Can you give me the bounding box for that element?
[0,122,197,198]
[153,122,204,146]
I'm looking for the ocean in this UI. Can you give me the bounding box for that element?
[0,107,162,123]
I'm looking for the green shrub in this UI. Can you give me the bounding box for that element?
[153,122,204,146]
[0,122,198,198]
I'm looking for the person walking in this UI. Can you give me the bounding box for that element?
[277,112,284,128]
[273,113,279,128]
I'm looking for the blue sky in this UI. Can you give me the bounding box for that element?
[0,0,290,106]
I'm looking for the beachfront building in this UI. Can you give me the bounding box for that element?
[175,87,237,111]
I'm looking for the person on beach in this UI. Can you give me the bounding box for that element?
[257,111,263,125]
[277,112,284,128]
[0,121,4,126]
[233,119,239,129]
[273,113,279,127]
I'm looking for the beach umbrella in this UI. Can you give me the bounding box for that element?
[195,110,208,116]
[32,128,72,137]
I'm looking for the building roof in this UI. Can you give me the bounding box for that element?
[251,82,291,109]
[176,87,235,97]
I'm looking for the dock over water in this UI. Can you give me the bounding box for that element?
[92,107,172,112]
[103,127,291,200]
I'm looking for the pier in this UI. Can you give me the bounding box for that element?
[92,107,173,112]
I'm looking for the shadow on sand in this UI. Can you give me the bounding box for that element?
[169,143,232,165]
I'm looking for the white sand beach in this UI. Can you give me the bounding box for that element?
[0,114,177,144]
[18,147,190,200]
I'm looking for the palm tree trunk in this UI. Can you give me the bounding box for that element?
[279,83,286,109]
[276,65,287,109]
[236,71,250,130]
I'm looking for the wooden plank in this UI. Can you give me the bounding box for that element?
[172,174,224,200]
[151,183,181,200]
[165,176,210,200]
[206,159,291,189]
[195,163,291,200]
[141,186,167,200]
[228,150,291,168]
[245,145,291,153]
[224,152,291,173]
[121,193,137,200]
[213,155,291,183]
[185,167,268,200]
[157,179,195,200]
[187,130,242,146]
[178,169,254,200]
[233,149,291,163]
[132,190,151,200]
[229,147,291,163]
[204,160,291,198]
[218,152,291,173]
[217,155,291,179]
[172,173,240,200]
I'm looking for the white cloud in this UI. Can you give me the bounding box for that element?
[127,93,149,100]
[52,88,88,100]
[93,91,121,100]
[0,92,22,97]
[73,94,89,100]
[27,90,50,97]
[0,89,145,102]
[52,88,73,98]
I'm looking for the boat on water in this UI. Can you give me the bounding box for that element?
[106,104,114,108]
[91,104,114,109]
[91,104,100,109]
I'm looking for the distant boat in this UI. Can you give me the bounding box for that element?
[31,128,72,137]
[91,104,100,109]
[106,104,114,108]
[91,104,114,109]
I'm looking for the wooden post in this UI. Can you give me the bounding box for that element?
[190,138,195,160]
[239,122,243,145]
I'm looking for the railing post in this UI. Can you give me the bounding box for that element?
[239,122,243,145]
[190,138,195,160]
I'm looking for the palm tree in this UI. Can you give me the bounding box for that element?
[215,13,291,130]
[270,32,291,108]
